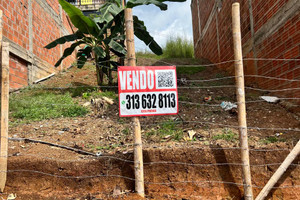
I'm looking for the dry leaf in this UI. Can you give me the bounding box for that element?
[188,130,196,140]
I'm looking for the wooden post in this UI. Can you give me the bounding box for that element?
[232,3,253,200]
[0,41,10,193]
[255,140,300,200]
[124,8,145,197]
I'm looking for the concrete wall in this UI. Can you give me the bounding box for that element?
[0,0,76,90]
[191,0,300,99]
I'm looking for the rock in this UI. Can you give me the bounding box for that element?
[102,96,114,105]
[58,131,64,135]
[83,102,91,107]
[62,128,70,131]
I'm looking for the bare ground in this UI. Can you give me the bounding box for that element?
[2,57,300,199]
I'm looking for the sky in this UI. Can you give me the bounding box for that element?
[132,0,193,52]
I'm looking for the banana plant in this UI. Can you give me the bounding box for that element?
[45,0,185,86]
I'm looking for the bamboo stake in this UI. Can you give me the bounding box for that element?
[124,8,145,198]
[0,10,2,43]
[0,42,10,193]
[232,3,253,200]
[255,140,300,200]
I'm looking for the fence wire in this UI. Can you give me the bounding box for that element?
[6,57,300,196]
[2,169,299,189]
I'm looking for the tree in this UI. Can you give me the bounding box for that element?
[45,0,185,86]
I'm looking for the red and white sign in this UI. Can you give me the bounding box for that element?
[118,66,178,117]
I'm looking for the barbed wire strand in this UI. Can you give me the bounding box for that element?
[141,120,300,132]
[3,137,296,152]
[179,75,300,82]
[2,170,299,189]
[20,85,300,92]
[140,57,300,68]
[3,153,298,167]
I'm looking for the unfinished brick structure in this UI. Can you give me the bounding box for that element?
[0,0,76,90]
[191,0,300,99]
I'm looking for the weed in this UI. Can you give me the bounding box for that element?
[122,127,130,135]
[70,86,98,97]
[145,120,183,141]
[82,92,92,99]
[260,136,286,144]
[96,144,119,150]
[213,128,238,142]
[163,36,194,58]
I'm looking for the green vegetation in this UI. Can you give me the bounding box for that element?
[86,144,120,151]
[260,136,286,144]
[136,50,163,60]
[176,65,205,75]
[137,36,195,60]
[10,89,88,123]
[178,95,189,101]
[122,127,130,135]
[213,128,238,142]
[46,0,186,86]
[146,120,183,141]
[163,36,194,58]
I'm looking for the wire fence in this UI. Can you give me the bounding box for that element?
[5,57,300,198]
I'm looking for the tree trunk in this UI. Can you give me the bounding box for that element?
[95,56,103,86]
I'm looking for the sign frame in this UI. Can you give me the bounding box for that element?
[118,66,178,117]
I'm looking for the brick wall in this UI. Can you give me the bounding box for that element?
[192,0,300,99]
[0,0,76,90]
[9,54,28,89]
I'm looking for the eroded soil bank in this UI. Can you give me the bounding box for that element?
[2,146,299,200]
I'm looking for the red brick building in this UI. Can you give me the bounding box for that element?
[191,0,300,99]
[0,0,77,90]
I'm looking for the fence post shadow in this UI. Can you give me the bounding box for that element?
[210,145,243,199]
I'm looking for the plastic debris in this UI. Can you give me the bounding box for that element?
[203,96,212,102]
[7,194,16,200]
[96,152,102,157]
[275,132,284,137]
[260,96,280,103]
[220,101,237,111]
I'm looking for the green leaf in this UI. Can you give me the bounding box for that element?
[59,0,99,36]
[45,31,83,49]
[108,40,127,55]
[159,0,186,2]
[127,0,167,10]
[126,0,186,10]
[55,41,84,67]
[99,2,123,23]
[76,46,92,68]
[77,55,88,69]
[133,16,162,55]
[93,46,106,58]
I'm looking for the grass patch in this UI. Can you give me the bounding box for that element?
[177,66,205,75]
[89,90,117,100]
[10,90,88,123]
[163,36,194,58]
[213,128,238,142]
[146,120,183,141]
[260,136,286,144]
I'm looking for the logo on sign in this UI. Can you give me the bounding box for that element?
[118,66,178,117]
